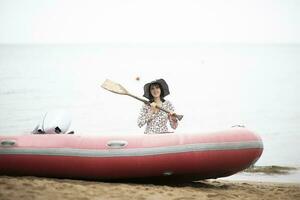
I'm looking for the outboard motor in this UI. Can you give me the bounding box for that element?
[32,110,73,134]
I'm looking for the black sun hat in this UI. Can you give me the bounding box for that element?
[143,79,170,100]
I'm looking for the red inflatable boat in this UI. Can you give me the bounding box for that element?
[0,128,263,181]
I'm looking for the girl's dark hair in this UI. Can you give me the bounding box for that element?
[148,83,165,103]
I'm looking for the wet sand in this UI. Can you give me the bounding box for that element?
[0,176,299,200]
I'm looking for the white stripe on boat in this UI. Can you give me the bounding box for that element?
[0,141,263,157]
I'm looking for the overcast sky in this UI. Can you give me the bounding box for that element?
[0,0,299,44]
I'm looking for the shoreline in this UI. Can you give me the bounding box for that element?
[222,165,300,184]
[0,176,300,200]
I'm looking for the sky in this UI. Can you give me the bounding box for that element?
[0,0,299,44]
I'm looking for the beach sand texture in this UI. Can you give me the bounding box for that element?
[0,176,299,200]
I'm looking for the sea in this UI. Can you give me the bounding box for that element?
[0,43,299,182]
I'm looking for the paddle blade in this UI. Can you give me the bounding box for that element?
[101,79,129,95]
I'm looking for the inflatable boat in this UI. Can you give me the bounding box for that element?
[0,128,263,181]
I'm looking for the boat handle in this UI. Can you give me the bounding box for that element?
[107,140,128,149]
[0,140,16,147]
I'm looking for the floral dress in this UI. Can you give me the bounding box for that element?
[137,100,177,134]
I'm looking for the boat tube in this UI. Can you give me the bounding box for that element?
[0,127,263,181]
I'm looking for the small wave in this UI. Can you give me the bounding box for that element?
[0,89,36,95]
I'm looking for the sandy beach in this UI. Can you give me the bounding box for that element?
[0,176,299,200]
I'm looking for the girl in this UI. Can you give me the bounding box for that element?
[137,79,178,134]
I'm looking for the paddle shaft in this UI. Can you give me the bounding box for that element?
[127,94,183,121]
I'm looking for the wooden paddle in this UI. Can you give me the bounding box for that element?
[101,79,183,121]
